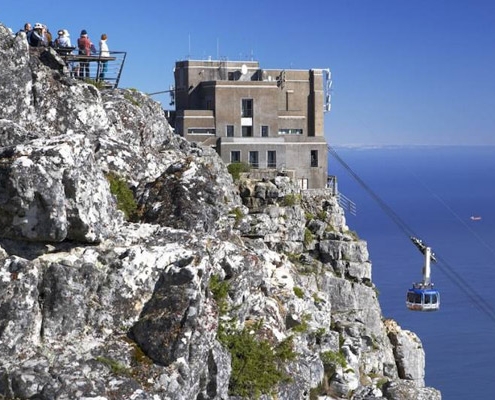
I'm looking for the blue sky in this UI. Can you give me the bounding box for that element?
[4,0,495,145]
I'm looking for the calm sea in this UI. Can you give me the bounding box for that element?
[329,146,495,400]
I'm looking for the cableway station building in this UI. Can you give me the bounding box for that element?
[170,59,332,189]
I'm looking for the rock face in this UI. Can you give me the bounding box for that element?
[0,23,441,400]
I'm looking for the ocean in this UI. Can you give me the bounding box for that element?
[328,146,495,400]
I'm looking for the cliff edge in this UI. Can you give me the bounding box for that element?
[0,24,441,400]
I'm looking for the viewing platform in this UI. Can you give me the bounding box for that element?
[54,47,127,89]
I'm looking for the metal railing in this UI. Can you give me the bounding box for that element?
[58,50,127,89]
[338,192,357,216]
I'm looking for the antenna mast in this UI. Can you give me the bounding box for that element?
[188,34,191,59]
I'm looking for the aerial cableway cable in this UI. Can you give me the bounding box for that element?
[435,253,495,322]
[328,145,495,324]
[407,167,495,259]
[328,146,417,239]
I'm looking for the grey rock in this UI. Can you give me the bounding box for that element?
[0,21,441,400]
[383,379,442,400]
[0,135,122,243]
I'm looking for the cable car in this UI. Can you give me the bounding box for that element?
[406,237,440,312]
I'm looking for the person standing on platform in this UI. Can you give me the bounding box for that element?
[29,23,48,47]
[54,29,71,48]
[77,29,92,79]
[98,33,109,81]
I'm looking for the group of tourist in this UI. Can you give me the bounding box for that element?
[19,22,110,80]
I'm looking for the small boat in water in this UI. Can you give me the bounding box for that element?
[470,216,482,221]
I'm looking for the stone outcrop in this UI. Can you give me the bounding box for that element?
[0,23,441,400]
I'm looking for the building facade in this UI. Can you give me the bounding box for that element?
[173,59,331,189]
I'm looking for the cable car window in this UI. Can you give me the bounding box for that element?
[407,292,423,304]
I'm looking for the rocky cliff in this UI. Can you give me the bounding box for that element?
[0,23,441,400]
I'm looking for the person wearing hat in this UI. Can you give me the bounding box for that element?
[28,23,48,47]
[77,29,92,78]
[53,28,73,76]
[54,29,71,48]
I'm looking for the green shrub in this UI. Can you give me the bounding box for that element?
[312,293,324,305]
[209,275,230,315]
[106,172,137,221]
[346,230,359,240]
[315,327,326,342]
[230,207,244,225]
[317,210,327,220]
[291,313,311,333]
[376,377,388,389]
[293,286,304,299]
[320,350,347,369]
[219,325,296,399]
[305,211,315,221]
[286,253,301,264]
[124,92,141,107]
[303,228,314,247]
[227,162,251,181]
[96,356,130,376]
[325,224,337,232]
[281,193,301,207]
[82,78,106,89]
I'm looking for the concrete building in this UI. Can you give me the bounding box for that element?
[172,59,332,189]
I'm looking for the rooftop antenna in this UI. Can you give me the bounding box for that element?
[217,38,219,60]
[188,34,191,59]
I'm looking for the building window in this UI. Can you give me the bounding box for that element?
[311,150,318,167]
[278,128,303,135]
[187,128,216,135]
[267,151,276,168]
[261,125,269,137]
[286,90,294,111]
[231,151,241,163]
[226,125,234,137]
[179,68,185,89]
[242,99,253,117]
[242,126,253,137]
[298,178,308,190]
[249,151,259,168]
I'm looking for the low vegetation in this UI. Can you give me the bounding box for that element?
[230,207,244,226]
[106,172,138,221]
[124,92,141,107]
[291,313,311,333]
[280,193,301,206]
[293,286,304,299]
[210,274,297,399]
[82,78,107,89]
[227,162,251,181]
[346,229,359,241]
[320,349,347,370]
[95,356,130,376]
[219,322,296,399]
[303,228,314,247]
[209,275,230,315]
